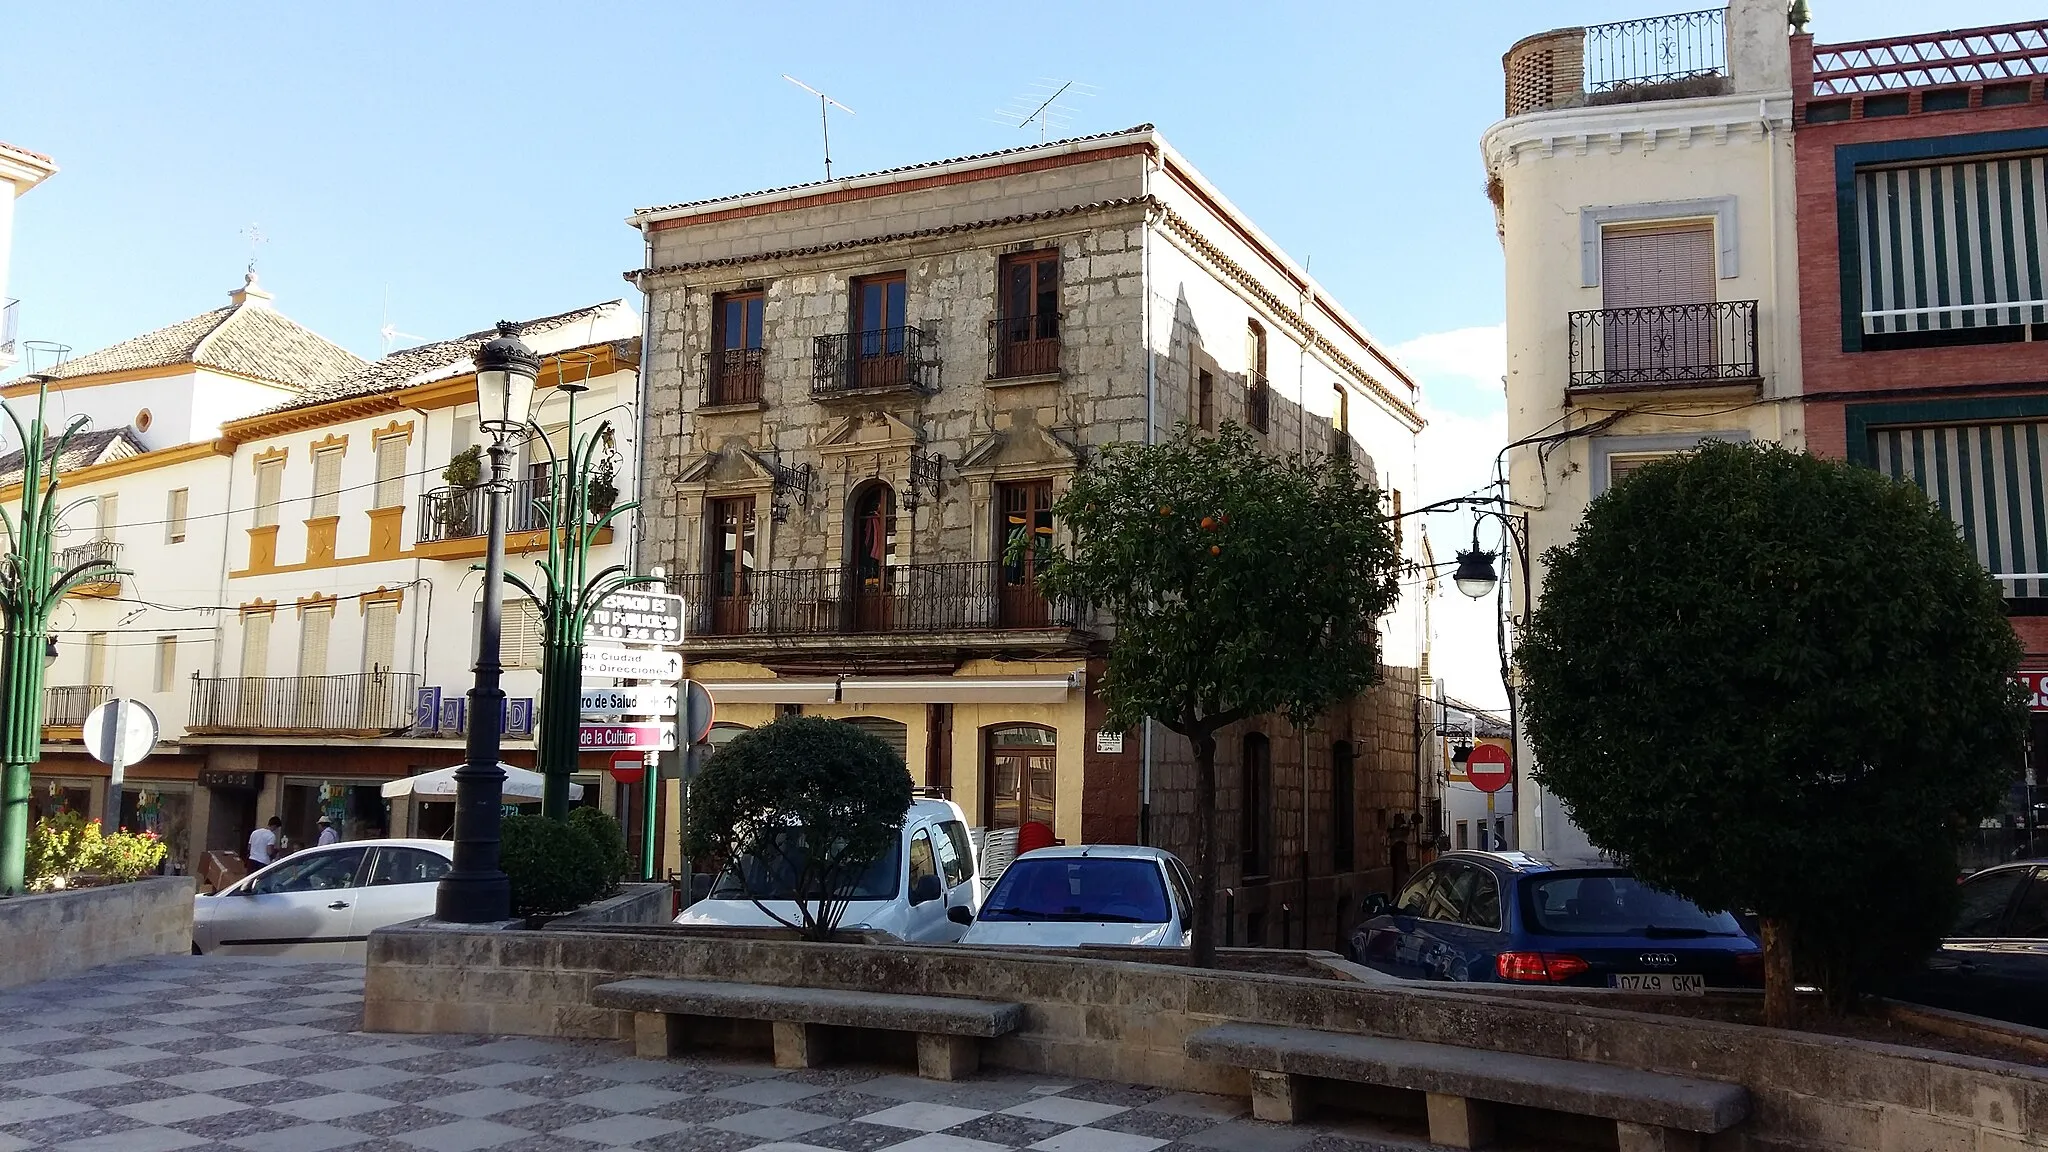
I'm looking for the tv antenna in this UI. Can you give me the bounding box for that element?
[379,286,425,355]
[993,79,1095,142]
[783,75,854,180]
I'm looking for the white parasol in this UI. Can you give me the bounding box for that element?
[380,763,583,802]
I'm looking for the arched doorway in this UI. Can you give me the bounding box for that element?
[983,724,1057,834]
[846,482,898,632]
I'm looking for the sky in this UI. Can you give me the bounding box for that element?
[4,0,2034,709]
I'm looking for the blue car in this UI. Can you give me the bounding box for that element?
[1347,851,1761,991]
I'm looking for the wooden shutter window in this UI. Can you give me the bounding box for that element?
[241,613,272,678]
[154,636,177,693]
[299,606,333,677]
[254,460,285,528]
[363,602,398,673]
[1608,453,1673,485]
[311,448,344,520]
[166,488,189,543]
[96,494,118,541]
[373,435,408,509]
[86,633,110,687]
[1602,226,1715,309]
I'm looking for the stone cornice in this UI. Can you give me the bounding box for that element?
[1482,91,1795,170]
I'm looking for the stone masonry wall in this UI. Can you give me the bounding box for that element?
[366,926,2048,1152]
[0,875,195,989]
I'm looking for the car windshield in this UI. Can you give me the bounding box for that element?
[1525,873,1742,936]
[709,830,900,902]
[980,857,1171,924]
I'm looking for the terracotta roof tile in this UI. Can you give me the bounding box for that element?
[37,301,365,390]
[0,426,147,489]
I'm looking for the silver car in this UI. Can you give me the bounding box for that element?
[192,838,452,959]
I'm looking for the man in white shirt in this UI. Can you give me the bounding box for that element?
[248,817,282,867]
[317,817,340,847]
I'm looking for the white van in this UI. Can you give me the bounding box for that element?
[673,798,982,942]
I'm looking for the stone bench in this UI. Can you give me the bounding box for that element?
[1186,1022,1749,1152]
[592,978,1023,1081]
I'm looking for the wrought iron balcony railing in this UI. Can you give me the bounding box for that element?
[703,347,765,406]
[1585,7,1727,94]
[674,560,1078,640]
[190,671,420,734]
[812,325,937,397]
[1247,371,1271,433]
[57,538,122,587]
[44,684,111,728]
[987,314,1062,379]
[1568,300,1759,389]
[0,298,17,363]
[417,477,549,543]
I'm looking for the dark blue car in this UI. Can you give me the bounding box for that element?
[1893,859,2048,1028]
[1348,851,1762,990]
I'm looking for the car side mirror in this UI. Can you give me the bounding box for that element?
[947,905,973,926]
[911,874,944,905]
[1359,893,1392,920]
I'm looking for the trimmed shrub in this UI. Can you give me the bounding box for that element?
[90,830,167,882]
[568,806,628,897]
[499,813,606,916]
[23,812,167,889]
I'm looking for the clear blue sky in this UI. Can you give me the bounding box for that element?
[6,0,2027,400]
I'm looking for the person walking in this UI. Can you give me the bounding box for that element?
[247,817,282,868]
[316,816,340,847]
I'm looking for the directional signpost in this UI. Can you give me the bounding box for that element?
[582,646,682,681]
[582,591,684,647]
[580,686,679,717]
[578,581,691,883]
[578,722,677,752]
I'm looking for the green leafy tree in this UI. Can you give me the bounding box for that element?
[684,716,913,941]
[1518,440,2025,1023]
[1038,423,1402,966]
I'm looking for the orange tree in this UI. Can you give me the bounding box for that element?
[1038,423,1401,965]
[1518,440,2024,1024]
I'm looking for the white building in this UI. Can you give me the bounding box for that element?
[0,139,59,371]
[6,281,653,877]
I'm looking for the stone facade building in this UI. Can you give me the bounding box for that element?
[627,126,1427,948]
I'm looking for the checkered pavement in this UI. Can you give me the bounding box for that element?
[0,956,1438,1152]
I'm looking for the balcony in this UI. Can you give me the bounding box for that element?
[812,326,937,399]
[0,298,17,368]
[987,314,1062,381]
[1811,20,2048,97]
[44,684,111,731]
[57,538,122,596]
[674,561,1081,653]
[703,347,765,406]
[1505,7,1728,117]
[1567,300,1759,394]
[188,671,420,736]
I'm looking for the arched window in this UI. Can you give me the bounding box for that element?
[983,723,1057,832]
[1241,733,1271,877]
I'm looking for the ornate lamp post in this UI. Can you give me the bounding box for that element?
[506,373,654,820]
[435,322,537,923]
[0,384,125,896]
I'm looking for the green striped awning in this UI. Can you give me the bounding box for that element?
[1857,154,2048,334]
[1871,423,2048,598]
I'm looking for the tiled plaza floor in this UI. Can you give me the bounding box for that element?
[0,955,1447,1152]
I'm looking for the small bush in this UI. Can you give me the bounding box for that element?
[568,806,628,897]
[499,814,606,916]
[92,829,167,882]
[23,813,167,889]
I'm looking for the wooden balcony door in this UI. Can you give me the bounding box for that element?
[848,484,898,633]
[708,497,756,636]
[998,250,1060,377]
[852,274,907,388]
[1601,225,1715,380]
[996,480,1054,627]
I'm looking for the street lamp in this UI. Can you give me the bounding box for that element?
[1452,543,1500,600]
[436,322,538,924]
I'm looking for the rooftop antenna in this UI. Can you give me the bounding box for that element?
[783,75,854,180]
[378,285,425,355]
[993,79,1095,142]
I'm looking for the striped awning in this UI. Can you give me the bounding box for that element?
[1857,154,2048,334]
[1871,422,2048,598]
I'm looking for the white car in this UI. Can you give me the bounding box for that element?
[675,798,981,942]
[959,845,1196,949]
[192,838,453,959]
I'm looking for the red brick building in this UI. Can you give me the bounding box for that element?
[1792,21,2048,857]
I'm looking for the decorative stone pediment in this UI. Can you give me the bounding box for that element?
[676,444,778,490]
[957,421,1085,476]
[817,410,922,456]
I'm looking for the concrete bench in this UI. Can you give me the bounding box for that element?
[1187,1022,1748,1152]
[592,978,1023,1081]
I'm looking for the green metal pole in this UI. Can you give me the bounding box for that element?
[1,388,60,895]
[641,756,658,881]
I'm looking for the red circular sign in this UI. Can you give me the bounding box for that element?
[609,753,645,785]
[1465,743,1512,793]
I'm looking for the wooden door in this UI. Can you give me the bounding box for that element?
[996,480,1054,626]
[852,274,907,388]
[985,725,1057,832]
[998,251,1060,376]
[708,497,756,635]
[847,485,897,632]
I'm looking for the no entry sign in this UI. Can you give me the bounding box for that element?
[1466,741,1511,794]
[610,753,646,785]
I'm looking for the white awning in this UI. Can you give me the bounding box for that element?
[699,679,842,705]
[838,674,1081,705]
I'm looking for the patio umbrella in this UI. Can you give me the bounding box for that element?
[380,763,582,802]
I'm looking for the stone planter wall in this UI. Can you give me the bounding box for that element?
[365,926,2048,1152]
[0,876,195,989]
[548,883,672,927]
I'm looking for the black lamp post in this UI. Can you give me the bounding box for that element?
[435,322,539,924]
